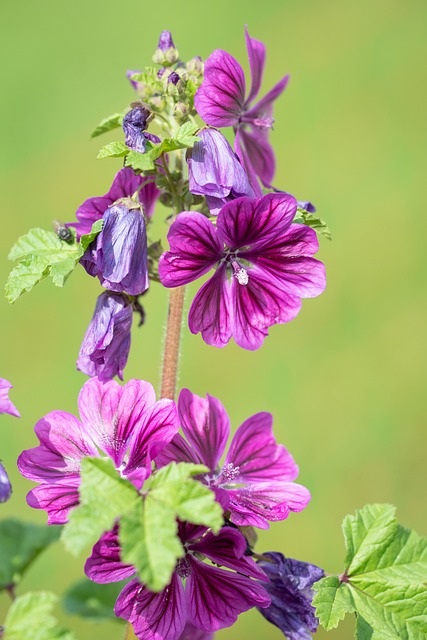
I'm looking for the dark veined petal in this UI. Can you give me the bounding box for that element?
[18,411,98,483]
[178,623,214,640]
[237,127,276,188]
[225,412,299,483]
[234,129,264,198]
[85,527,135,584]
[155,433,203,468]
[228,482,311,529]
[257,552,324,640]
[178,389,230,471]
[244,74,290,122]
[188,265,233,348]
[187,557,270,632]
[26,482,80,524]
[159,212,222,288]
[194,50,246,127]
[244,27,266,107]
[229,265,302,350]
[115,575,187,640]
[78,377,156,468]
[216,193,297,252]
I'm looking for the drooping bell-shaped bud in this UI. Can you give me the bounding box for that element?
[77,292,133,381]
[122,105,151,153]
[188,128,254,214]
[81,201,149,296]
[0,461,12,503]
[153,30,179,66]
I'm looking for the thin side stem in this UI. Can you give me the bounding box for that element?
[161,286,186,400]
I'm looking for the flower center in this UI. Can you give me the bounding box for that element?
[216,462,241,486]
[176,556,192,578]
[231,260,249,286]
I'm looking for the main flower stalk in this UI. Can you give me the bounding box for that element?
[161,285,186,400]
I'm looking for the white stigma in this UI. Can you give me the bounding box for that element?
[235,267,249,286]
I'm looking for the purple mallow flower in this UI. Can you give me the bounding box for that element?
[81,201,149,296]
[156,389,310,529]
[159,193,326,350]
[256,552,324,640]
[194,27,289,192]
[0,378,20,418]
[85,522,270,640]
[18,377,179,524]
[68,167,159,239]
[0,462,12,503]
[188,128,254,215]
[77,292,133,381]
[122,105,152,153]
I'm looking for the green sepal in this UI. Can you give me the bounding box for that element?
[3,592,76,640]
[0,519,61,589]
[62,578,126,622]
[294,208,332,240]
[91,113,123,138]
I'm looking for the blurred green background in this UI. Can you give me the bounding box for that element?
[1,0,426,638]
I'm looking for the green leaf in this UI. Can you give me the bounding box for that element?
[0,520,61,589]
[97,141,128,159]
[61,458,139,556]
[8,228,77,262]
[120,498,184,593]
[294,208,332,240]
[312,576,355,630]
[4,592,75,640]
[79,219,103,253]
[355,615,374,639]
[91,113,122,138]
[125,149,155,172]
[62,578,126,622]
[5,256,50,303]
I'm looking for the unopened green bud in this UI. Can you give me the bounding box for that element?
[174,102,189,124]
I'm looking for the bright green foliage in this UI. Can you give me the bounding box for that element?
[97,141,128,159]
[294,208,332,240]
[6,222,102,303]
[120,462,223,592]
[313,504,427,638]
[0,519,61,589]
[91,113,123,138]
[63,578,126,622]
[3,592,75,640]
[125,150,155,172]
[61,458,140,556]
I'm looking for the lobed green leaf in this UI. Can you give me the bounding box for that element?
[312,576,355,630]
[97,141,128,159]
[62,578,126,622]
[3,592,75,640]
[91,113,123,138]
[294,208,332,240]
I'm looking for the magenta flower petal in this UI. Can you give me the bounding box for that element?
[85,528,135,584]
[188,265,232,348]
[188,527,267,581]
[194,50,246,127]
[229,482,311,529]
[187,557,270,632]
[115,575,187,640]
[179,623,214,640]
[18,411,97,483]
[245,74,290,122]
[155,433,203,468]
[159,212,222,287]
[178,389,230,471]
[236,127,276,187]
[26,483,80,524]
[0,378,20,418]
[77,378,156,467]
[217,193,297,251]
[244,27,266,106]
[225,412,299,483]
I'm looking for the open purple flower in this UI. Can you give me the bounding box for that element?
[156,389,310,529]
[18,378,179,524]
[256,552,324,640]
[77,292,133,381]
[188,128,254,215]
[0,462,12,503]
[81,201,149,296]
[85,522,270,640]
[159,193,326,350]
[0,378,20,418]
[194,27,289,192]
[68,167,159,239]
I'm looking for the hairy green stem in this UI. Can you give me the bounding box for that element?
[161,285,186,400]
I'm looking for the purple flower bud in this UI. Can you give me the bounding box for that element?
[188,128,254,215]
[122,105,151,153]
[126,69,142,90]
[77,292,133,381]
[256,552,325,640]
[81,202,149,296]
[0,461,12,503]
[158,30,175,52]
